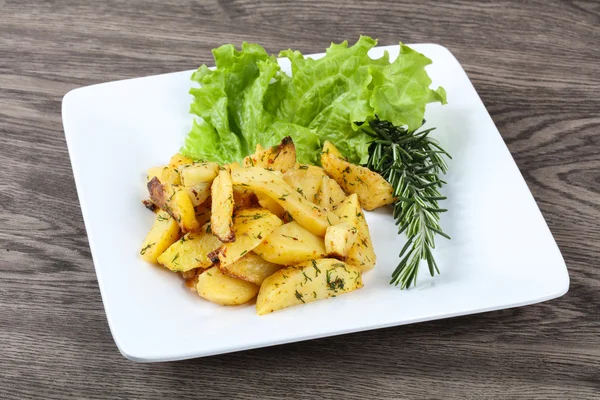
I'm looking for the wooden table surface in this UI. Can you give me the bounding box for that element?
[1,0,599,398]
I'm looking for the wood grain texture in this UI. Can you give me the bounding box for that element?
[1,0,599,398]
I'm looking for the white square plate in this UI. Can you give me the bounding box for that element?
[62,44,569,362]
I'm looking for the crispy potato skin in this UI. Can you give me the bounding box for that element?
[142,199,158,212]
[232,185,258,210]
[147,177,199,233]
[147,176,167,209]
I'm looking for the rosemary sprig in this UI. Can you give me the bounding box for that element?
[365,119,451,289]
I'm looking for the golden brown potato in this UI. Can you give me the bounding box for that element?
[147,177,200,233]
[183,268,203,291]
[334,193,359,226]
[324,222,358,260]
[194,203,211,227]
[167,153,195,185]
[232,185,258,210]
[157,226,222,272]
[181,269,199,280]
[146,165,166,183]
[179,162,219,186]
[316,175,347,211]
[209,208,283,268]
[146,165,179,185]
[321,141,394,210]
[142,199,159,212]
[253,222,327,265]
[211,168,235,242]
[186,182,211,207]
[219,252,281,285]
[196,267,259,306]
[256,258,363,315]
[169,153,194,169]
[243,136,296,173]
[255,192,285,217]
[334,194,376,271]
[282,164,327,203]
[139,210,180,263]
[230,165,339,237]
[140,147,378,310]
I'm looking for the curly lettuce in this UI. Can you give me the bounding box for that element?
[181,36,446,165]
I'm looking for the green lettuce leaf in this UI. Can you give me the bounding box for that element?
[369,44,447,131]
[181,36,445,165]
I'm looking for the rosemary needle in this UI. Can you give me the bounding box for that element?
[365,119,451,289]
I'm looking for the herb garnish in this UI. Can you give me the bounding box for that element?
[140,243,154,255]
[366,118,451,289]
[326,269,345,291]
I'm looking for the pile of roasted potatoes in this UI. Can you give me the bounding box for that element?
[140,137,394,314]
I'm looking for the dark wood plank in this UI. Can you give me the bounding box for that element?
[1,0,599,398]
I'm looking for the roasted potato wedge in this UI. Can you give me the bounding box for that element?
[334,193,359,226]
[169,153,194,169]
[146,165,179,185]
[157,226,222,272]
[243,136,296,173]
[186,182,211,207]
[147,177,200,233]
[141,145,378,311]
[194,203,211,227]
[334,194,376,271]
[211,168,235,242]
[196,267,259,306]
[219,252,281,285]
[146,165,166,183]
[165,153,194,185]
[324,222,358,260]
[142,199,159,212]
[253,222,327,265]
[139,210,180,263]
[347,206,376,271]
[282,164,327,203]
[255,191,285,217]
[179,162,219,186]
[232,185,258,209]
[209,208,283,267]
[321,141,394,210]
[316,175,347,211]
[230,165,338,236]
[181,269,199,280]
[256,258,363,315]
